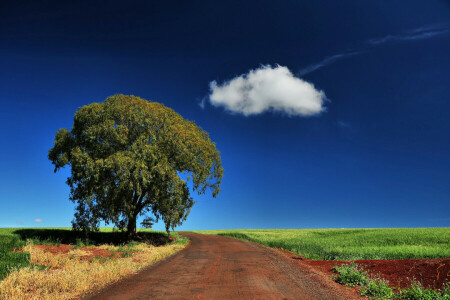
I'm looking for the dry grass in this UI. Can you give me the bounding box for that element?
[0,241,186,300]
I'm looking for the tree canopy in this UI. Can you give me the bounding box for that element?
[49,94,223,237]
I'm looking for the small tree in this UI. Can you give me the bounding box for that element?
[49,94,223,238]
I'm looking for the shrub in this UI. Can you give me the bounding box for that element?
[441,282,450,297]
[399,282,449,300]
[361,278,395,299]
[333,263,369,286]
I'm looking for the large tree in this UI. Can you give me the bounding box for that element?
[49,94,223,237]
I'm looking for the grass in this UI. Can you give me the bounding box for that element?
[0,227,180,281]
[0,235,28,280]
[333,263,450,299]
[192,228,450,260]
[0,240,185,299]
[0,227,187,299]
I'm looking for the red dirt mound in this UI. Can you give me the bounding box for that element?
[278,249,450,291]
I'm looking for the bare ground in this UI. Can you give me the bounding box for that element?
[84,233,361,300]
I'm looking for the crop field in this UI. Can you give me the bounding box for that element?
[192,228,450,260]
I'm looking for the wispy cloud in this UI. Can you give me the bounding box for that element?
[299,51,362,76]
[198,97,207,109]
[409,24,444,33]
[34,218,43,223]
[336,121,351,128]
[367,25,450,45]
[299,24,449,76]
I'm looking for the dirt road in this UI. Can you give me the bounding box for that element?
[85,233,360,299]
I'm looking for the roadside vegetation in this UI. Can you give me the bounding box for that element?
[193,228,450,260]
[0,227,187,299]
[333,263,450,299]
[0,230,29,280]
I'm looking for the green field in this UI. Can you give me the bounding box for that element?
[0,227,173,281]
[192,228,450,260]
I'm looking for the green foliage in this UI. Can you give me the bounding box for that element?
[442,283,450,297]
[75,238,89,248]
[361,278,395,299]
[48,95,223,236]
[121,252,133,258]
[173,236,189,245]
[0,234,29,280]
[127,241,139,248]
[333,263,369,286]
[194,228,450,260]
[140,217,154,229]
[399,282,450,300]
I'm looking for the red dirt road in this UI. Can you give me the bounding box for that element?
[85,233,360,300]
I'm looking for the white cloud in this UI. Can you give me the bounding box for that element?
[208,65,326,116]
[34,218,43,223]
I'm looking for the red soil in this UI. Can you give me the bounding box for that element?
[278,249,450,291]
[35,244,129,259]
[32,240,449,298]
[85,233,362,300]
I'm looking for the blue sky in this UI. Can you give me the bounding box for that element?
[0,0,449,230]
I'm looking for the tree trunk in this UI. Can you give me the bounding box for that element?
[127,214,137,239]
[165,223,170,239]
